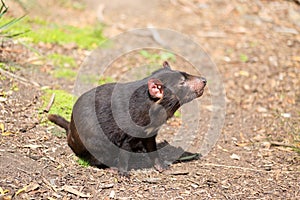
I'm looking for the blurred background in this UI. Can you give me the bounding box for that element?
[1,0,299,199]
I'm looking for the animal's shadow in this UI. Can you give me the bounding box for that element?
[126,140,201,170]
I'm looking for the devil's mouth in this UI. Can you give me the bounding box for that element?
[180,88,205,105]
[196,88,205,97]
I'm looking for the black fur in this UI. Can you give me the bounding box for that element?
[48,62,206,175]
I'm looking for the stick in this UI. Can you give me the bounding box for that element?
[44,93,55,113]
[269,141,298,149]
[62,185,91,198]
[42,177,57,192]
[0,67,40,87]
[203,163,264,172]
[0,47,23,53]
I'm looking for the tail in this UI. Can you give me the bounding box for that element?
[48,114,70,131]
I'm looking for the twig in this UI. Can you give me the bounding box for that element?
[148,27,169,48]
[0,67,40,87]
[187,179,200,185]
[98,183,114,190]
[0,47,23,53]
[42,177,57,192]
[17,167,31,175]
[44,93,55,113]
[269,141,298,149]
[132,28,169,48]
[169,170,189,175]
[62,185,92,198]
[273,26,299,35]
[203,163,264,172]
[203,163,300,174]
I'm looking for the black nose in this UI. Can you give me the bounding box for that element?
[201,77,207,85]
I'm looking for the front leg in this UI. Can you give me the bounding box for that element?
[117,138,141,177]
[117,149,130,177]
[142,136,166,172]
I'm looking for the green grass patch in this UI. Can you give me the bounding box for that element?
[11,82,19,92]
[292,147,300,154]
[76,157,90,167]
[0,63,20,73]
[139,50,176,63]
[1,16,106,49]
[0,0,26,38]
[174,110,181,118]
[53,68,77,80]
[240,53,249,63]
[58,0,87,10]
[48,53,77,68]
[137,50,176,77]
[98,76,115,85]
[250,41,259,48]
[46,53,78,80]
[0,74,6,81]
[41,89,75,121]
[76,75,115,87]
[77,74,99,85]
[41,89,75,137]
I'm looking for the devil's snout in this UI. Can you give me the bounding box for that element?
[200,77,207,85]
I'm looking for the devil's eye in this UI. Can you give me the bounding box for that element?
[179,77,186,86]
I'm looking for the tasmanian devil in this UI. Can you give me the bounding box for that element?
[48,61,206,175]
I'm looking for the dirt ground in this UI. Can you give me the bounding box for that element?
[1,0,300,199]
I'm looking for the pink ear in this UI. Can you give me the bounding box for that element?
[148,79,163,99]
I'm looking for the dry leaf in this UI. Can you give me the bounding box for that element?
[256,106,267,113]
[0,123,4,133]
[62,185,91,198]
[239,70,249,77]
[217,145,229,152]
[1,132,15,136]
[16,183,39,196]
[25,183,39,192]
[261,141,271,149]
[15,188,25,196]
[143,178,161,183]
[230,153,240,160]
[204,105,214,112]
[281,113,291,118]
[239,132,247,142]
[0,187,9,195]
[292,56,300,62]
[109,190,115,199]
[99,184,114,190]
[0,97,7,102]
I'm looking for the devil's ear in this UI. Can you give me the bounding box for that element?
[162,61,171,69]
[148,79,164,99]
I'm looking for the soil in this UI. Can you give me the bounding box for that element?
[1,0,300,199]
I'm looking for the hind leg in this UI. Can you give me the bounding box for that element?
[86,154,108,168]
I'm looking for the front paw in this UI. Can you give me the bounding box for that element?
[154,162,168,173]
[118,170,130,178]
[107,167,130,178]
